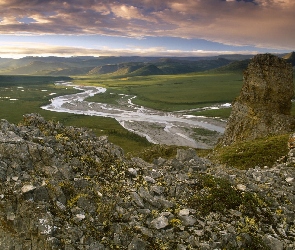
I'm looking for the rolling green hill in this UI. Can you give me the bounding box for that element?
[209,59,251,73]
[5,61,70,75]
[0,53,293,77]
[0,56,233,77]
[129,64,164,76]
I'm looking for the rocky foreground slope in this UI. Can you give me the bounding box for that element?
[0,114,295,249]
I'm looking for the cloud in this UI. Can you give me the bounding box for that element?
[0,0,294,51]
[111,5,143,20]
[0,41,259,58]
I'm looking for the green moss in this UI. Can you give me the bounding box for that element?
[107,129,151,147]
[188,175,242,215]
[169,218,182,228]
[213,134,290,169]
[67,193,88,208]
[188,174,271,218]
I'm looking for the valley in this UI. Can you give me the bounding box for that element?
[0,53,294,153]
[41,81,226,149]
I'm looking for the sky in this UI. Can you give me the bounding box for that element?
[0,0,294,58]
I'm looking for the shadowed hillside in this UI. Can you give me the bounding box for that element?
[210,59,251,73]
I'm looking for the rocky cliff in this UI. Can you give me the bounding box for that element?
[0,114,295,249]
[283,51,295,67]
[221,54,295,146]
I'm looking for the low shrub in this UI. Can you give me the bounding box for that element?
[212,134,289,169]
[187,174,271,218]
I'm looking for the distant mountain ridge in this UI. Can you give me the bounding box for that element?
[0,53,292,77]
[0,56,233,76]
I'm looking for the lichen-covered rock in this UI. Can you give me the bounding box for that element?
[0,114,295,249]
[221,54,295,146]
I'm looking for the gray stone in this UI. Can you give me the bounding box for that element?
[155,197,174,209]
[130,192,145,208]
[179,209,190,216]
[128,237,147,250]
[136,226,153,237]
[89,242,105,250]
[177,244,187,250]
[128,168,137,177]
[263,235,284,250]
[150,185,165,195]
[138,187,158,207]
[143,176,156,184]
[21,184,36,193]
[179,215,197,226]
[150,216,169,229]
[33,186,50,202]
[176,148,197,162]
[149,170,162,179]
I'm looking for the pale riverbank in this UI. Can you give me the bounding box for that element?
[42,81,227,148]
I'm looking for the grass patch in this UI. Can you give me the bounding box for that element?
[193,127,220,136]
[40,115,152,153]
[194,107,232,119]
[107,129,151,152]
[125,74,242,111]
[85,89,123,105]
[0,75,71,87]
[212,134,290,169]
[0,84,80,124]
[128,144,183,163]
[73,73,243,112]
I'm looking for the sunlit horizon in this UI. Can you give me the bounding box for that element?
[0,1,294,58]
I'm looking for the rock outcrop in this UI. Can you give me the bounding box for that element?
[221,53,295,146]
[0,114,295,249]
[283,51,295,67]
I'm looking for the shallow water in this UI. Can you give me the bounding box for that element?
[42,81,226,148]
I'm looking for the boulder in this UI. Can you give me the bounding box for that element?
[221,54,295,146]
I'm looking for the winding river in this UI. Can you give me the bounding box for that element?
[41,81,227,148]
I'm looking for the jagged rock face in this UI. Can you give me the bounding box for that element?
[221,54,295,146]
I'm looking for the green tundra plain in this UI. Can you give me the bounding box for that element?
[0,70,294,156]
